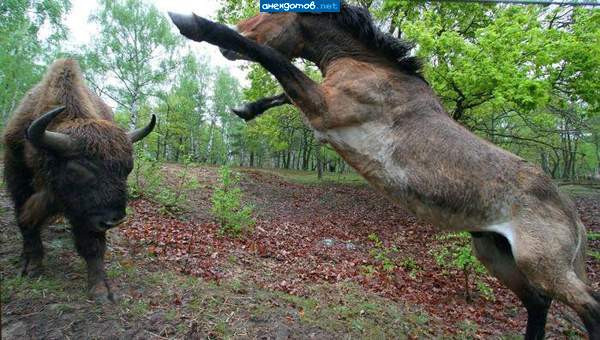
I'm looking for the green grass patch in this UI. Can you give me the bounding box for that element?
[254,168,366,186]
[127,299,150,317]
[2,275,68,303]
[106,261,136,279]
[588,231,600,241]
[559,184,600,197]
[274,282,436,338]
[589,251,600,261]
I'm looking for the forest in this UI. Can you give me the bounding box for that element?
[1,0,599,179]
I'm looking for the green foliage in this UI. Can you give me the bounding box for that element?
[0,0,71,132]
[157,159,200,213]
[430,232,494,302]
[2,275,66,303]
[476,280,495,302]
[82,0,181,128]
[365,232,422,278]
[367,233,403,274]
[129,153,162,199]
[380,1,600,180]
[3,0,599,185]
[360,264,377,277]
[400,257,421,279]
[457,319,479,339]
[262,168,365,186]
[128,152,198,213]
[216,0,258,24]
[432,233,482,274]
[211,165,255,236]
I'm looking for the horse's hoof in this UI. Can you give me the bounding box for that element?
[231,106,254,121]
[169,13,211,42]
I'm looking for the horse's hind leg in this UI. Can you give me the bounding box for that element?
[488,216,599,340]
[471,232,552,340]
[582,291,600,339]
[546,270,599,340]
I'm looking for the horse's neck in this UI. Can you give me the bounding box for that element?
[317,58,437,130]
[299,18,386,74]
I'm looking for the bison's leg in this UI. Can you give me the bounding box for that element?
[18,223,44,277]
[19,223,44,277]
[17,191,56,277]
[4,150,42,276]
[471,232,551,340]
[72,227,114,302]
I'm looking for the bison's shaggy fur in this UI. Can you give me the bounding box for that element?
[3,59,153,301]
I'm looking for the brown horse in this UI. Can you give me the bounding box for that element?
[169,4,599,339]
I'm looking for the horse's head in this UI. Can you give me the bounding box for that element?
[220,13,303,61]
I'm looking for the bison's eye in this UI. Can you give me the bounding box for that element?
[65,162,97,185]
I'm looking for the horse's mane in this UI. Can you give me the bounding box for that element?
[302,3,422,75]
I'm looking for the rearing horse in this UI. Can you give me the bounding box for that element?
[169,4,599,339]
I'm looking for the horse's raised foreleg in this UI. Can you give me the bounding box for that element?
[232,93,290,121]
[168,13,325,118]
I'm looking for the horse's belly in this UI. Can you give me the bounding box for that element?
[315,123,492,230]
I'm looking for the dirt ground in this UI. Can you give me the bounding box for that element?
[1,163,599,339]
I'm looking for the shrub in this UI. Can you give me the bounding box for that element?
[367,233,406,274]
[211,165,255,236]
[128,152,198,214]
[129,152,163,199]
[400,257,421,279]
[430,232,494,302]
[156,157,199,212]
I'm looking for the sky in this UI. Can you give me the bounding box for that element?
[62,0,249,83]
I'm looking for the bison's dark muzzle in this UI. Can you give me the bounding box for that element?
[89,210,127,232]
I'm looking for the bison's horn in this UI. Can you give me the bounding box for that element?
[128,115,156,143]
[27,106,77,156]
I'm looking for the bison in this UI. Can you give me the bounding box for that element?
[2,59,155,301]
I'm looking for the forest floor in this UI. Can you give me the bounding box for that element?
[1,162,599,339]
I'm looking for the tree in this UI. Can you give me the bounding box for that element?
[380,1,600,179]
[207,68,244,164]
[82,0,181,129]
[153,53,211,162]
[0,0,71,131]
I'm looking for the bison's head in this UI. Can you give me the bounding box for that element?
[27,106,156,232]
